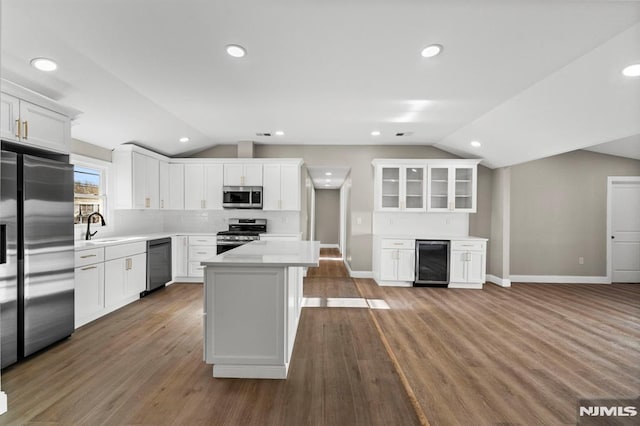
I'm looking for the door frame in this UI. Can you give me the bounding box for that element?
[606,176,640,283]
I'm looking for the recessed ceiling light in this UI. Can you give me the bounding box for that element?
[226,44,246,58]
[275,131,284,136]
[421,44,442,58]
[326,179,331,182]
[371,131,381,136]
[622,64,640,77]
[30,57,57,72]
[324,184,330,187]
[470,140,482,148]
[325,172,332,176]
[179,137,190,143]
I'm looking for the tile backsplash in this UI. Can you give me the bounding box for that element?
[76,209,301,239]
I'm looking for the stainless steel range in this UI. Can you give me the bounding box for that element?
[216,218,267,254]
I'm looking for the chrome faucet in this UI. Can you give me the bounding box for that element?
[85,212,106,240]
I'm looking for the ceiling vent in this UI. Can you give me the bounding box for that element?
[255,132,271,137]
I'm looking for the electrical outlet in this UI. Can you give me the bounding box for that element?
[578,257,584,265]
[356,217,362,225]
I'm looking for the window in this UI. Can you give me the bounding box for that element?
[73,164,107,225]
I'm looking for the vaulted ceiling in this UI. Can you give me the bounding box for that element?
[2,0,639,168]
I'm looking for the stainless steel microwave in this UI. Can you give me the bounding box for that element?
[222,186,263,209]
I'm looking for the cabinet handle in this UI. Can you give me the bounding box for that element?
[201,200,205,209]
[145,197,151,208]
[81,265,97,271]
[160,199,164,209]
[23,121,28,139]
[393,243,403,246]
[197,251,207,255]
[241,176,245,186]
[15,119,21,138]
[80,254,97,258]
[125,258,132,270]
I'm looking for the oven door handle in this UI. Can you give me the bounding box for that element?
[216,241,245,246]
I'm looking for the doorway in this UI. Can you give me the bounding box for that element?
[306,166,350,257]
[607,177,640,283]
[314,189,340,249]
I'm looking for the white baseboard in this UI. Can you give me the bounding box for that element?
[448,282,483,289]
[486,274,512,287]
[0,391,7,415]
[319,243,339,249]
[510,275,611,284]
[213,364,288,379]
[376,280,413,287]
[172,277,203,283]
[343,260,373,279]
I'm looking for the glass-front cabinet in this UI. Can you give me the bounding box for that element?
[376,165,426,211]
[374,159,479,213]
[427,164,477,212]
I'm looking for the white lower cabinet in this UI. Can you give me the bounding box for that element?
[74,247,106,328]
[187,236,217,279]
[449,240,486,289]
[172,235,189,280]
[379,239,415,284]
[74,241,147,328]
[375,237,487,288]
[104,253,146,307]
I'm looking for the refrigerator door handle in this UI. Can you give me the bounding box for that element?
[0,224,6,264]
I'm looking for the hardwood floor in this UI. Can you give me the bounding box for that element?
[354,280,640,425]
[2,250,638,425]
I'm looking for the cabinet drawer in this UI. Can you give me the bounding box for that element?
[451,240,486,251]
[381,239,414,249]
[189,236,217,246]
[75,247,105,267]
[105,241,147,261]
[189,246,218,261]
[189,261,205,277]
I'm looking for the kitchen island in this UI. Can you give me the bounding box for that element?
[201,240,320,379]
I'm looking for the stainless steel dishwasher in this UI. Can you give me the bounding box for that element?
[143,237,172,296]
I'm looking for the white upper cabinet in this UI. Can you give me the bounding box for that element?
[113,146,162,209]
[184,163,223,210]
[373,159,479,213]
[132,152,159,209]
[0,94,20,141]
[375,164,426,212]
[159,162,184,210]
[1,92,71,153]
[427,164,477,213]
[223,163,263,186]
[263,163,301,211]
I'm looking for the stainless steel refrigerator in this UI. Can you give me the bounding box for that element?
[0,146,75,369]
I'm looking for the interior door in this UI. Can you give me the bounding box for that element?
[611,181,640,282]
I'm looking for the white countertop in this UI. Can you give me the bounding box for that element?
[74,232,176,250]
[376,235,488,241]
[201,240,320,267]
